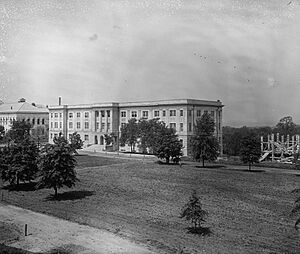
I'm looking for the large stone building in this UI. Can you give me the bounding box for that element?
[0,98,49,140]
[48,99,223,156]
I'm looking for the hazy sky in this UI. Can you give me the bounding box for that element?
[1,0,300,126]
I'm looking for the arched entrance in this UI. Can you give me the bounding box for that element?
[100,135,104,145]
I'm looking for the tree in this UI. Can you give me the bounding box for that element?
[6,120,31,144]
[239,134,261,170]
[291,188,300,230]
[38,136,78,197]
[274,116,296,136]
[69,132,83,154]
[152,125,183,164]
[180,190,208,232]
[0,125,5,142]
[191,113,219,167]
[31,125,48,146]
[120,118,139,152]
[0,121,39,186]
[137,118,162,154]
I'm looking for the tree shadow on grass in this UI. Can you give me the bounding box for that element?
[195,165,226,169]
[186,226,212,236]
[45,190,95,201]
[2,182,37,192]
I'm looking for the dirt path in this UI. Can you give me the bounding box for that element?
[0,203,158,254]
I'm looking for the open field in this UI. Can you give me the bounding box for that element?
[1,154,300,254]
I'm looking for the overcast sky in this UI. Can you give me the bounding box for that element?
[1,0,300,127]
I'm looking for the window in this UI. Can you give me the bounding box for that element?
[188,110,192,117]
[204,110,208,115]
[59,113,62,118]
[69,113,73,118]
[32,118,35,125]
[106,110,110,117]
[121,111,126,117]
[76,122,81,129]
[84,112,89,118]
[101,110,105,117]
[154,110,159,117]
[51,122,53,128]
[107,123,110,130]
[197,110,201,117]
[50,133,53,139]
[95,111,99,117]
[59,122,62,129]
[84,122,89,129]
[162,110,166,117]
[54,122,58,128]
[101,123,105,130]
[131,111,137,118]
[42,119,45,125]
[54,113,58,118]
[96,122,99,129]
[170,123,176,130]
[170,110,176,117]
[54,133,58,138]
[180,110,184,117]
[77,112,81,117]
[51,113,53,118]
[188,123,192,131]
[142,111,148,118]
[37,119,40,125]
[69,122,73,129]
[84,135,89,141]
[180,123,184,131]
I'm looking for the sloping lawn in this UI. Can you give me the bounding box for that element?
[1,155,299,254]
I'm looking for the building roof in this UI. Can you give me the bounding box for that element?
[48,99,223,109]
[0,102,49,114]
[119,99,223,108]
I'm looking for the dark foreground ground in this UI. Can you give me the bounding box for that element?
[1,154,300,254]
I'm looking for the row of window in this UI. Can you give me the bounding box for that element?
[50,121,111,131]
[50,110,112,119]
[0,117,45,125]
[120,109,215,118]
[50,109,215,120]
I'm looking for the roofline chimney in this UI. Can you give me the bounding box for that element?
[59,97,61,106]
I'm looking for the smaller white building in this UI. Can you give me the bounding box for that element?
[0,98,49,135]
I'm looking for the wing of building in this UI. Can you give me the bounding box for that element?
[48,99,224,156]
[0,98,49,141]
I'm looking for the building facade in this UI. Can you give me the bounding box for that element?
[48,99,223,156]
[0,98,49,141]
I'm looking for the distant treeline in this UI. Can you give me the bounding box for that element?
[223,116,300,156]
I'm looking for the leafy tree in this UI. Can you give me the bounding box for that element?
[6,120,31,144]
[120,118,139,152]
[191,113,219,167]
[152,125,183,164]
[31,125,48,146]
[274,116,296,136]
[69,132,83,154]
[38,136,78,197]
[104,132,117,145]
[0,121,39,186]
[137,118,162,154]
[0,125,5,142]
[180,190,208,231]
[240,134,261,170]
[291,188,300,230]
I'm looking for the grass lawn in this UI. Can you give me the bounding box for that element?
[1,155,300,254]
